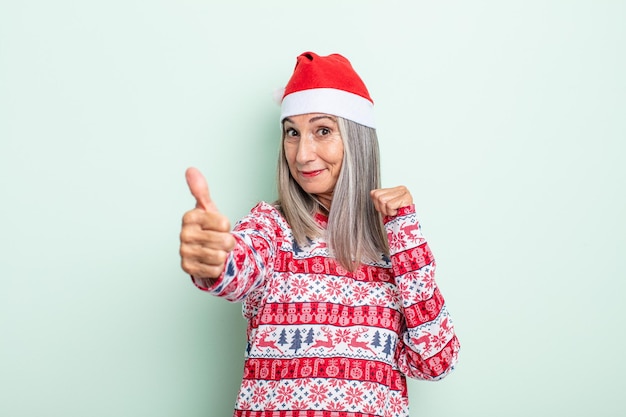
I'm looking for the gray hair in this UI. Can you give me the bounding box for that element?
[276,117,389,271]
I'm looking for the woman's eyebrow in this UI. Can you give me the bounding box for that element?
[309,115,337,123]
[282,115,336,126]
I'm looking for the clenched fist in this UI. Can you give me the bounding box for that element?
[370,186,413,217]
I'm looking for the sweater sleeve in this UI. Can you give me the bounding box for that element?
[192,202,279,303]
[384,205,460,381]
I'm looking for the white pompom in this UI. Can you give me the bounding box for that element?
[272,87,285,105]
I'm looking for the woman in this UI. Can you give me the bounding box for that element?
[180,51,460,417]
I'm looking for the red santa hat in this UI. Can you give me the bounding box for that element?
[279,52,376,128]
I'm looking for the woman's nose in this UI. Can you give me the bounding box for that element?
[295,137,315,164]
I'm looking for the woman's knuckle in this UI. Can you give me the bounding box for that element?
[218,217,231,232]
[207,265,221,277]
[219,233,232,247]
[214,251,226,264]
[182,210,195,224]
[180,258,193,273]
[226,235,237,250]
[180,244,194,258]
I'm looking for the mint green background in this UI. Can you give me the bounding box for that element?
[1,1,624,416]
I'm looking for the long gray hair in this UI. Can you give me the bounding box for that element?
[276,117,389,271]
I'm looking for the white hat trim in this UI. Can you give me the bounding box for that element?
[280,88,376,128]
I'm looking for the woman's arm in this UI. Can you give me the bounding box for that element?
[194,203,281,302]
[385,205,460,380]
[179,168,280,302]
[372,187,460,380]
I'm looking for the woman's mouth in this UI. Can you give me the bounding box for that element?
[300,169,323,178]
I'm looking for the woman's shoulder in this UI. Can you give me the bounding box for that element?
[249,201,283,218]
[235,201,290,232]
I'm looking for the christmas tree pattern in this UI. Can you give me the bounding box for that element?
[382,334,393,358]
[371,330,382,349]
[290,329,303,353]
[305,328,315,345]
[278,329,288,347]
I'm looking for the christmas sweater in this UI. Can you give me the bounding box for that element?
[194,202,460,417]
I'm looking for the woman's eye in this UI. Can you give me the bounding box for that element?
[318,127,331,136]
[284,128,298,137]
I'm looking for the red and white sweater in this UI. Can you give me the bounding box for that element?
[194,202,459,417]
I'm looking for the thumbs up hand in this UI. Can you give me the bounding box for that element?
[180,167,236,279]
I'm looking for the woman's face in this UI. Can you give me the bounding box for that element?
[283,113,344,209]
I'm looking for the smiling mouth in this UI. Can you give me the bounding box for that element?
[300,170,324,178]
